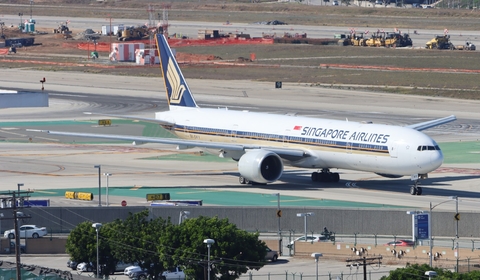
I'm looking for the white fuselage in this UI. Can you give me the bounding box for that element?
[156,107,443,176]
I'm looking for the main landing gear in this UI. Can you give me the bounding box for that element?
[311,169,340,183]
[410,182,423,196]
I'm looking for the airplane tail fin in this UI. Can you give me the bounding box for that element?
[156,33,198,110]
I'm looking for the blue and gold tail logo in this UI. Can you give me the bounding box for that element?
[156,33,198,108]
[166,57,186,104]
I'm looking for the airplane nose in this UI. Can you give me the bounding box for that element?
[430,150,444,170]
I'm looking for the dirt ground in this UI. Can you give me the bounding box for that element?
[2,2,480,100]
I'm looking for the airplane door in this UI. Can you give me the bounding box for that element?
[283,129,290,147]
[346,142,353,154]
[390,143,398,158]
[231,124,238,142]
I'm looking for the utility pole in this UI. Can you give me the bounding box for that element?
[346,256,382,280]
[0,189,32,280]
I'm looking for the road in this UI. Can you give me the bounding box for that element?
[1,14,479,47]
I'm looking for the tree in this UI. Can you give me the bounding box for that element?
[379,263,480,280]
[108,210,171,279]
[167,216,267,280]
[65,221,117,276]
[65,221,97,264]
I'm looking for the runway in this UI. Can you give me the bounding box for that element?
[1,68,480,211]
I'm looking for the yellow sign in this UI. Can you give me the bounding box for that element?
[454,213,460,221]
[146,193,171,201]
[277,210,282,218]
[64,191,93,201]
[98,119,112,126]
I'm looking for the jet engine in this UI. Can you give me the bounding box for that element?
[238,150,283,184]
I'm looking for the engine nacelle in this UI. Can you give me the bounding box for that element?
[238,150,283,184]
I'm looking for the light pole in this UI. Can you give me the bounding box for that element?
[18,13,23,28]
[297,212,314,243]
[92,223,102,279]
[203,238,215,280]
[311,252,323,280]
[29,0,34,19]
[272,193,282,255]
[429,197,458,268]
[103,173,111,206]
[94,165,101,207]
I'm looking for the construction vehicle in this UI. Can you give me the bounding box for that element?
[116,25,149,41]
[452,41,476,51]
[384,33,413,47]
[335,33,352,46]
[425,35,452,49]
[365,34,385,47]
[53,23,69,34]
[351,33,367,46]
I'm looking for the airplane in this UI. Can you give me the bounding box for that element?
[30,33,457,196]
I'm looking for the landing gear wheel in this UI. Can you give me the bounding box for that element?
[410,186,417,195]
[239,176,246,184]
[332,173,340,182]
[311,172,318,182]
[416,187,423,195]
[410,186,423,196]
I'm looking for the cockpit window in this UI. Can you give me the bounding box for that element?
[417,145,440,151]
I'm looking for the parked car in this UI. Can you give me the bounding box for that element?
[4,225,47,239]
[129,270,148,280]
[109,262,134,274]
[10,242,26,253]
[124,265,142,276]
[265,247,278,262]
[332,0,339,5]
[130,267,185,280]
[385,240,415,247]
[287,235,328,248]
[77,262,95,272]
[67,259,78,270]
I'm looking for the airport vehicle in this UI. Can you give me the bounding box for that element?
[116,25,149,41]
[4,225,47,239]
[452,41,476,51]
[384,33,413,47]
[265,247,279,262]
[31,34,456,196]
[365,34,384,47]
[425,35,453,49]
[385,240,415,247]
[351,33,367,46]
[287,235,329,249]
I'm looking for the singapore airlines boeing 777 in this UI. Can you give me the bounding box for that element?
[31,34,456,196]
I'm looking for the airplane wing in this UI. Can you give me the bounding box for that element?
[26,130,310,160]
[83,112,174,125]
[406,115,456,131]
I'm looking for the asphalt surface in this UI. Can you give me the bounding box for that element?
[1,16,480,279]
[1,68,480,212]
